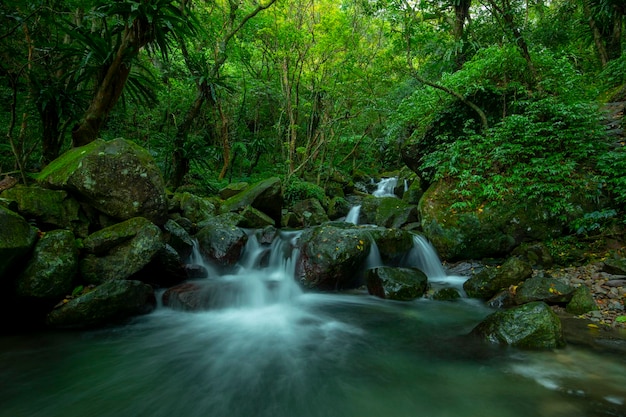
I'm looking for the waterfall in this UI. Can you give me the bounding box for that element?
[188,231,302,308]
[404,179,409,193]
[365,239,383,269]
[402,234,447,280]
[345,205,361,224]
[372,177,398,197]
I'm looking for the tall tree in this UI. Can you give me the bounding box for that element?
[71,0,193,147]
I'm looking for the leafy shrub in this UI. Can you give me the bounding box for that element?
[283,177,327,207]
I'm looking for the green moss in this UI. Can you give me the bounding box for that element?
[36,140,104,185]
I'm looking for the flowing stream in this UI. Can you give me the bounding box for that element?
[1,231,625,417]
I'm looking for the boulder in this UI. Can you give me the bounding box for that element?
[565,286,599,315]
[195,216,248,267]
[134,244,189,288]
[470,301,566,349]
[296,224,371,290]
[37,138,168,225]
[366,266,428,301]
[364,226,414,265]
[219,182,249,199]
[327,197,351,220]
[511,242,554,269]
[432,287,462,301]
[402,177,424,205]
[172,192,217,224]
[463,257,533,299]
[291,198,329,227]
[163,219,194,260]
[603,257,626,276]
[513,275,576,305]
[1,185,88,237]
[361,196,419,228]
[15,230,78,300]
[80,217,164,284]
[419,180,567,261]
[239,206,275,228]
[46,279,155,328]
[0,206,38,279]
[220,177,282,225]
[162,281,238,311]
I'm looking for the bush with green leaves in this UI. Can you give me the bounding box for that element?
[283,176,327,207]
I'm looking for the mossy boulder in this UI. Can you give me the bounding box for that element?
[296,224,372,290]
[195,216,248,267]
[46,279,155,328]
[0,206,38,279]
[327,197,351,220]
[565,286,599,315]
[513,275,576,305]
[239,206,275,228]
[361,196,419,228]
[80,217,164,284]
[220,177,282,225]
[1,185,88,237]
[37,138,168,225]
[463,257,533,299]
[470,301,566,349]
[163,219,194,260]
[402,177,424,205]
[603,257,626,275]
[171,192,217,224]
[363,226,415,265]
[15,229,78,300]
[419,180,566,261]
[366,266,428,301]
[291,198,329,227]
[219,182,249,199]
[432,287,462,301]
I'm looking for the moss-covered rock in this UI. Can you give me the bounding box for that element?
[419,180,566,261]
[470,301,566,349]
[513,275,576,305]
[219,182,249,199]
[80,218,164,284]
[463,257,533,299]
[37,138,168,225]
[0,206,38,279]
[195,216,248,267]
[239,206,275,228]
[296,224,371,290]
[46,279,155,328]
[603,257,626,275]
[361,196,419,228]
[364,226,415,265]
[566,286,599,315]
[366,266,428,301]
[15,230,78,300]
[291,198,329,227]
[163,219,194,260]
[171,192,217,224]
[433,287,462,301]
[220,177,282,225]
[327,197,351,220]
[1,185,88,237]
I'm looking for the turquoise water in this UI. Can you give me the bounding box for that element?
[1,293,625,417]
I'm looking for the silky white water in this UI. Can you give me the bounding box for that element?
[0,230,625,417]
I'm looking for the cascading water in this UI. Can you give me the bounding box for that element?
[1,228,625,416]
[345,205,361,224]
[372,177,398,197]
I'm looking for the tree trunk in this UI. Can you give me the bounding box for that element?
[583,0,609,66]
[170,89,206,189]
[452,0,471,69]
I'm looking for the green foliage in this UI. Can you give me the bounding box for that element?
[283,177,327,207]
[571,209,618,236]
[597,146,626,206]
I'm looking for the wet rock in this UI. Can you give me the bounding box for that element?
[239,206,275,228]
[360,196,419,229]
[566,286,599,315]
[296,224,371,290]
[134,244,188,288]
[512,242,553,269]
[162,280,246,311]
[513,275,576,305]
[366,266,428,301]
[219,182,249,199]
[47,280,155,328]
[220,177,282,225]
[603,258,626,276]
[1,185,88,237]
[471,301,566,349]
[363,226,414,265]
[432,287,461,301]
[163,219,194,260]
[37,138,168,225]
[291,198,329,227]
[0,206,38,279]
[171,192,217,224]
[464,257,533,299]
[327,197,351,220]
[80,217,164,284]
[15,229,79,300]
[195,216,247,267]
[184,264,209,279]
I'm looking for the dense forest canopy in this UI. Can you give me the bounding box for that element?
[1,0,625,228]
